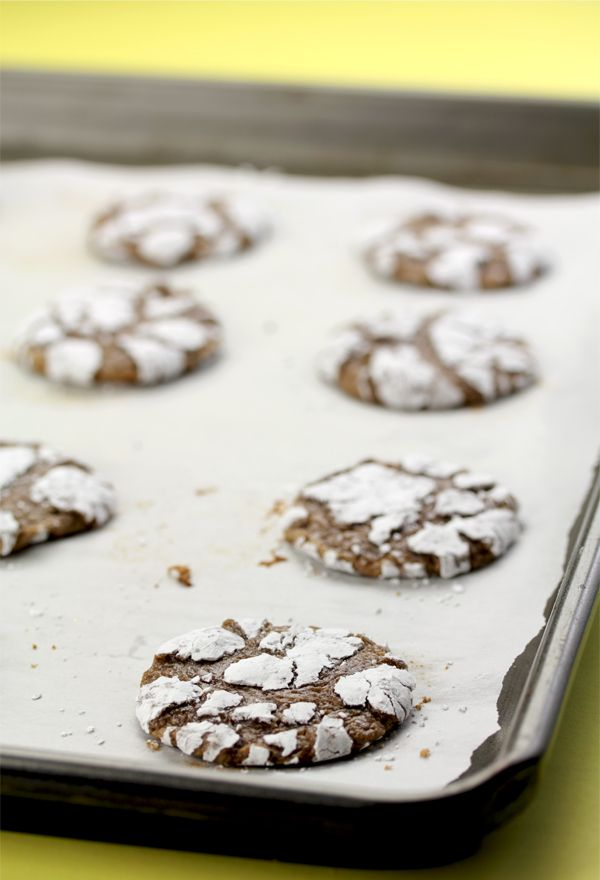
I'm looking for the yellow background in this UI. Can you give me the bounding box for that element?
[2,0,600,98]
[1,2,599,879]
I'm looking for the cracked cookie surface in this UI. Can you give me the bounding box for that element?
[318,309,537,410]
[16,280,221,387]
[363,211,547,290]
[283,457,521,579]
[0,442,116,557]
[136,618,414,767]
[90,192,269,267]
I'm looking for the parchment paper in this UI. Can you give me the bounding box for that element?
[1,160,598,800]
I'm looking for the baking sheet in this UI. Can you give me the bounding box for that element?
[0,160,598,801]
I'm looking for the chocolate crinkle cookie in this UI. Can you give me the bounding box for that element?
[283,457,521,580]
[0,442,116,557]
[89,191,269,267]
[136,618,414,767]
[318,309,538,410]
[362,211,547,290]
[15,280,222,387]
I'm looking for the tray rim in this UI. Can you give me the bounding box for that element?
[2,66,598,109]
[2,69,598,194]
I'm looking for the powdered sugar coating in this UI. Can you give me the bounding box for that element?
[243,744,271,766]
[282,702,316,724]
[334,665,414,720]
[225,627,363,690]
[137,619,414,767]
[136,675,203,732]
[363,211,547,290]
[16,281,221,387]
[314,716,353,762]
[234,618,265,639]
[304,463,435,527]
[0,446,38,490]
[231,702,277,723]
[0,510,19,556]
[284,458,521,579]
[318,309,537,411]
[44,339,104,386]
[224,653,294,690]
[0,442,116,557]
[90,191,269,267]
[30,465,116,525]
[117,335,185,385]
[176,721,240,760]
[158,627,245,662]
[263,730,298,757]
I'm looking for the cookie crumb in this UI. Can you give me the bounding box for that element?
[146,738,161,751]
[30,663,38,669]
[268,499,287,517]
[414,695,432,711]
[384,764,393,771]
[167,564,193,587]
[31,644,38,650]
[419,748,431,759]
[258,553,288,568]
[51,644,57,650]
[135,499,154,510]
[195,486,217,497]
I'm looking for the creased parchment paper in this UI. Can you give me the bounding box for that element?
[1,161,598,800]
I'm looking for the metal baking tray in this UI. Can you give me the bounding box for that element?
[1,71,599,867]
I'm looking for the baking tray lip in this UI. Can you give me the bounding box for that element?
[2,66,597,112]
[0,743,535,809]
